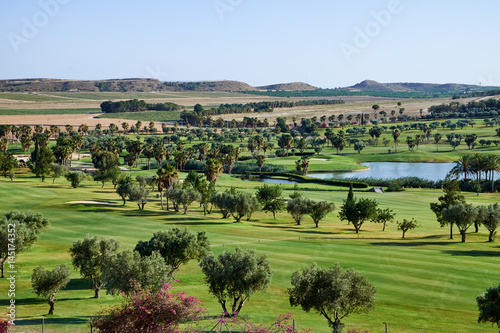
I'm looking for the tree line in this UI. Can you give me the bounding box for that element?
[100,99,181,113]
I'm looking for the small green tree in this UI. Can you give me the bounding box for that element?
[289,263,376,333]
[477,284,500,328]
[371,208,395,231]
[339,196,378,233]
[135,227,210,276]
[127,184,151,210]
[256,184,286,219]
[0,151,18,177]
[50,163,68,184]
[200,248,272,316]
[430,179,465,239]
[287,197,311,225]
[31,265,70,315]
[29,145,54,181]
[477,203,500,242]
[69,236,120,298]
[65,171,89,188]
[307,201,335,228]
[397,218,419,238]
[442,202,478,242]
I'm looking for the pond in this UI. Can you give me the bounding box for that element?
[243,177,297,184]
[308,162,455,182]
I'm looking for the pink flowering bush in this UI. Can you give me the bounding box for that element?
[92,282,204,333]
[0,318,12,333]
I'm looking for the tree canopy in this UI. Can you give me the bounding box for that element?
[31,264,70,315]
[199,248,272,316]
[289,263,376,333]
[69,236,120,298]
[0,211,49,278]
[135,227,211,276]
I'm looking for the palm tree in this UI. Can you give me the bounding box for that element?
[256,155,266,174]
[205,158,223,183]
[451,155,472,182]
[157,164,178,210]
[485,154,500,192]
[392,129,400,152]
[434,133,442,152]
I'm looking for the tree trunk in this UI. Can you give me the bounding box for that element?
[48,298,55,315]
[489,230,495,242]
[160,191,164,210]
[382,222,386,231]
[402,230,406,239]
[94,288,100,299]
[314,220,319,228]
[122,196,126,206]
[0,261,4,278]
[449,223,453,240]
[273,211,276,219]
[235,297,247,315]
[474,222,479,233]
[460,230,466,243]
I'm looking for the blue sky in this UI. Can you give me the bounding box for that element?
[1,0,499,88]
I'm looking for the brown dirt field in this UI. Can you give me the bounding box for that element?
[0,113,167,129]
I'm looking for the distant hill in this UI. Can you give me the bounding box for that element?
[348,80,485,93]
[0,78,258,93]
[257,82,317,91]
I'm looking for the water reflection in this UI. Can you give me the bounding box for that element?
[308,162,455,182]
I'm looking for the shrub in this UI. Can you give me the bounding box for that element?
[93,282,204,333]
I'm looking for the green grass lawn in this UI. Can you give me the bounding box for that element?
[0,173,499,332]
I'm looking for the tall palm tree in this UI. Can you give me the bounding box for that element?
[157,164,178,210]
[485,154,500,192]
[451,155,471,182]
[205,158,223,183]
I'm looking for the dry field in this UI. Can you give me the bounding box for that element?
[0,91,488,127]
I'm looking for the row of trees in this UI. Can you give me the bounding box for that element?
[66,227,375,332]
[100,99,181,113]
[430,179,500,242]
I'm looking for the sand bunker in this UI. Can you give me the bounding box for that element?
[66,201,116,205]
[310,158,328,161]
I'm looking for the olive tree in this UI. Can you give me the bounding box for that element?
[477,203,500,242]
[31,265,70,315]
[135,227,210,276]
[0,211,49,278]
[307,201,335,228]
[256,184,286,219]
[397,218,419,238]
[69,236,120,298]
[102,250,171,295]
[199,248,272,316]
[289,263,376,333]
[287,197,311,225]
[442,202,478,242]
[339,197,378,233]
[477,284,500,328]
[65,171,89,188]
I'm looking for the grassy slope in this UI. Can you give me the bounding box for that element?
[0,173,499,333]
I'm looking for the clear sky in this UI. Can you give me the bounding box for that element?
[1,0,499,88]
